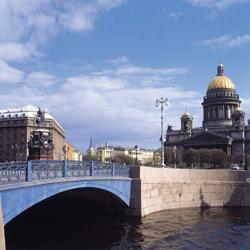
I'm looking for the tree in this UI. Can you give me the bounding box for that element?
[84,151,98,161]
[210,149,229,168]
[198,148,211,168]
[183,148,199,167]
[111,154,135,165]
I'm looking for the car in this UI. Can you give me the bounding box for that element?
[229,164,240,170]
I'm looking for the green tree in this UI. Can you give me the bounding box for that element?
[198,148,211,168]
[210,149,229,168]
[183,148,199,168]
[111,154,135,165]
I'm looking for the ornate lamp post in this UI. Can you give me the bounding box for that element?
[173,145,177,169]
[155,97,168,167]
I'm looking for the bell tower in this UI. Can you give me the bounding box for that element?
[181,112,193,133]
[232,107,245,129]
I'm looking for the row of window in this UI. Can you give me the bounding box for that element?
[207,91,237,98]
[0,120,26,126]
[0,113,26,119]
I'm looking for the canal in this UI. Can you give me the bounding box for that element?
[5,190,250,249]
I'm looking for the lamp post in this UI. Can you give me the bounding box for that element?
[155,97,168,167]
[173,145,177,168]
[243,126,246,170]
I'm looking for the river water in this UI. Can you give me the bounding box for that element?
[5,206,250,250]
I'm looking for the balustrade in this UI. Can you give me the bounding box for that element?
[0,160,130,185]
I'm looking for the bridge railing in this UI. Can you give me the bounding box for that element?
[0,160,130,185]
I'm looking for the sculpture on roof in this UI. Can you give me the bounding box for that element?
[35,107,45,126]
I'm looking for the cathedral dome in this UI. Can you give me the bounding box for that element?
[182,111,191,118]
[207,64,235,91]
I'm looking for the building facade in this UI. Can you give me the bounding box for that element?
[65,142,82,161]
[165,64,250,166]
[0,105,65,161]
[96,143,155,165]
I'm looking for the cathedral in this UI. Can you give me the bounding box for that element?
[165,64,250,167]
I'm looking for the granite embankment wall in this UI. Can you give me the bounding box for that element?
[0,196,5,250]
[129,167,250,216]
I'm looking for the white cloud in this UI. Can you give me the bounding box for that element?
[199,34,250,49]
[0,60,201,151]
[95,64,188,79]
[0,42,39,62]
[26,71,56,87]
[187,0,250,9]
[0,60,24,83]
[115,66,188,76]
[110,56,129,65]
[166,11,183,21]
[0,0,127,61]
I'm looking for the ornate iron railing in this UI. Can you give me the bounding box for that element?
[0,161,27,185]
[67,161,91,177]
[32,160,64,181]
[0,160,130,185]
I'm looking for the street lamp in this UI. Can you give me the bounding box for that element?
[173,145,177,169]
[155,97,169,167]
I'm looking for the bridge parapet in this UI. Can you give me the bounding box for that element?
[0,160,130,186]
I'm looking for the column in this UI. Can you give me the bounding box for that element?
[0,196,6,250]
[227,145,232,156]
[203,107,206,121]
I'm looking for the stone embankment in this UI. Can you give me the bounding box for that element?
[129,167,250,216]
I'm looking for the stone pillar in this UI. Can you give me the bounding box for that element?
[0,196,6,250]
[128,166,142,216]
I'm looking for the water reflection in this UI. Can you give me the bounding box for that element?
[5,200,250,250]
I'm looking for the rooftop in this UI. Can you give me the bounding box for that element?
[0,105,64,131]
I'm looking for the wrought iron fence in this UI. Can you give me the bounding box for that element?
[0,160,130,185]
[0,161,27,185]
[32,160,64,181]
[67,161,91,177]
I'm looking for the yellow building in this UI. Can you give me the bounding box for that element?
[72,148,82,161]
[65,143,73,160]
[96,144,119,162]
[96,144,155,164]
[65,142,82,161]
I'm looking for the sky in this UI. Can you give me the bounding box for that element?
[0,0,250,153]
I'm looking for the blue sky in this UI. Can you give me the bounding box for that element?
[0,0,250,152]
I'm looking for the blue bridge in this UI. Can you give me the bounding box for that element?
[0,160,131,226]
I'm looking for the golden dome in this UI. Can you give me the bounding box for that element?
[207,64,236,91]
[182,111,191,117]
[208,75,235,90]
